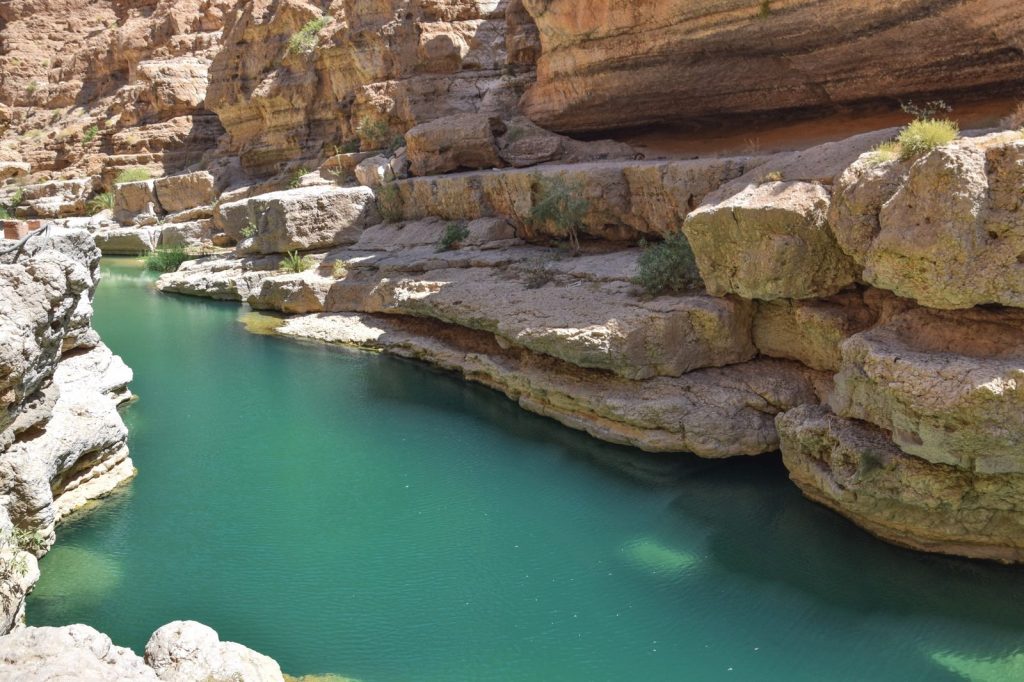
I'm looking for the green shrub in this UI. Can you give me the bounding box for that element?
[281,250,313,273]
[357,116,392,150]
[376,184,403,222]
[144,246,190,273]
[288,166,310,188]
[867,140,900,165]
[335,139,360,155]
[761,170,783,182]
[241,220,258,239]
[530,176,588,253]
[0,188,24,218]
[331,260,348,278]
[115,167,152,184]
[288,15,330,55]
[87,191,114,214]
[436,222,470,252]
[900,100,951,120]
[896,119,958,160]
[634,231,702,296]
[82,125,99,144]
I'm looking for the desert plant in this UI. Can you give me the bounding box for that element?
[761,170,783,182]
[241,220,258,239]
[896,119,958,160]
[759,0,772,16]
[634,231,702,296]
[281,250,313,273]
[376,183,403,222]
[867,140,901,165]
[82,124,99,144]
[288,167,310,188]
[331,260,348,278]
[1001,102,1024,131]
[87,191,114,215]
[387,134,406,154]
[288,15,330,55]
[436,222,470,252]
[335,139,360,155]
[115,167,152,184]
[901,99,951,121]
[144,246,190,273]
[530,176,588,253]
[26,82,38,95]
[357,116,392,150]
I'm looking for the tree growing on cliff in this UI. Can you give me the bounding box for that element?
[288,15,331,55]
[530,176,588,254]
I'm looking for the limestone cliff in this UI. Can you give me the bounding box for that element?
[0,228,134,630]
[520,0,1024,133]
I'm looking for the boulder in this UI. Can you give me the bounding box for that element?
[248,271,333,314]
[684,181,857,300]
[0,162,29,181]
[831,307,1024,475]
[218,186,379,255]
[831,132,1024,309]
[156,255,281,301]
[354,155,394,189]
[405,113,506,176]
[16,179,94,218]
[145,621,283,682]
[114,180,159,224]
[0,624,158,680]
[94,226,161,255]
[154,171,215,214]
[160,221,211,248]
[779,405,1024,563]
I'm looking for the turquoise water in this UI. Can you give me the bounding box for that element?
[26,259,1024,681]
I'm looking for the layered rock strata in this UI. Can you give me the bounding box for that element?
[520,1,1024,132]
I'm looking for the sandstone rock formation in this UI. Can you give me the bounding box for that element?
[520,1,1024,132]
[832,132,1024,309]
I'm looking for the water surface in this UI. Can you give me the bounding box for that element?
[28,259,1024,681]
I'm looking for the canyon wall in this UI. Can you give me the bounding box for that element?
[520,0,1024,132]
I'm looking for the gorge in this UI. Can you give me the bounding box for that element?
[2,0,1024,680]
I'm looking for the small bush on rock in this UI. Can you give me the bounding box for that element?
[530,176,588,254]
[1001,103,1024,131]
[87,192,114,214]
[144,246,190,273]
[634,231,702,296]
[288,167,310,188]
[358,116,393,150]
[897,119,958,160]
[436,222,470,252]
[82,125,99,144]
[241,220,258,239]
[281,250,313,273]
[376,184,403,223]
[115,167,152,185]
[331,260,348,278]
[288,16,330,55]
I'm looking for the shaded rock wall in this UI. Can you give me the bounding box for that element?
[520,0,1024,132]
